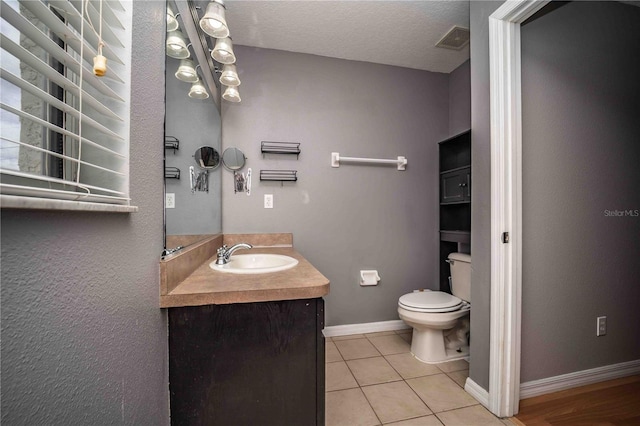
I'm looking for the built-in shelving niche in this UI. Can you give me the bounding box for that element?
[439,130,471,292]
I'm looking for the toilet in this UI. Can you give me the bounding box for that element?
[398,253,471,364]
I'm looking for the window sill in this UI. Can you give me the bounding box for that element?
[0,195,138,213]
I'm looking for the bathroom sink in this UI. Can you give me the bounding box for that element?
[209,254,299,274]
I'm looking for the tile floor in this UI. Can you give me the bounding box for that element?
[325,330,514,426]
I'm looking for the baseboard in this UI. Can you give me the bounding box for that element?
[520,359,640,399]
[323,320,410,337]
[464,377,490,408]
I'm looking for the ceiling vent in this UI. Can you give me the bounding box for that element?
[435,26,470,50]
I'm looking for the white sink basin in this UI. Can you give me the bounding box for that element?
[209,254,299,274]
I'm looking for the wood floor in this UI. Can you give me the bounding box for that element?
[512,375,640,426]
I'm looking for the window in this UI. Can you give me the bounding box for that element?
[0,0,134,211]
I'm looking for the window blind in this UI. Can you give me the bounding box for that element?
[0,0,133,208]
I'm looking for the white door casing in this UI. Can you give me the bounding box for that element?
[488,0,549,418]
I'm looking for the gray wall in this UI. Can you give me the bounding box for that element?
[520,1,640,382]
[0,2,169,424]
[165,57,222,238]
[449,59,471,136]
[222,46,452,326]
[469,0,503,392]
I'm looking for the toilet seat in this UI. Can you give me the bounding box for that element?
[398,291,464,313]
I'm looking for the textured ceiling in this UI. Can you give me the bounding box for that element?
[217,1,470,74]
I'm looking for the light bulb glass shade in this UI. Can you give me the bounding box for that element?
[175,59,198,82]
[166,30,190,59]
[166,6,179,32]
[219,64,241,86]
[189,80,209,99]
[200,1,229,38]
[222,85,241,102]
[212,37,236,64]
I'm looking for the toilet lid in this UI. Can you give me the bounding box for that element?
[399,291,463,313]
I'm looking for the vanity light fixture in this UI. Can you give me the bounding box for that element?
[211,37,236,64]
[189,79,210,99]
[219,64,240,86]
[175,60,199,83]
[199,0,229,38]
[166,6,179,32]
[166,29,190,59]
[222,85,241,103]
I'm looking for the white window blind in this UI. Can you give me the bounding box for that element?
[0,0,134,210]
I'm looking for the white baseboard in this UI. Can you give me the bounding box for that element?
[465,377,490,408]
[520,359,640,399]
[323,320,410,337]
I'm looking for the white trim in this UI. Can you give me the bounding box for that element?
[323,320,410,337]
[464,377,490,409]
[488,0,549,418]
[520,359,640,399]
[0,195,138,213]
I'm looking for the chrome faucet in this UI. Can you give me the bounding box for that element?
[215,243,252,265]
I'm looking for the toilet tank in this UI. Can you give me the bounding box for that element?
[448,253,471,302]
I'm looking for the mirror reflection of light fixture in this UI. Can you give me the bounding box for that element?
[199,0,229,39]
[211,37,236,64]
[166,30,190,59]
[189,79,210,99]
[219,64,240,86]
[175,59,199,83]
[222,85,240,103]
[166,6,179,32]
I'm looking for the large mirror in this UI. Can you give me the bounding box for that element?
[164,0,222,250]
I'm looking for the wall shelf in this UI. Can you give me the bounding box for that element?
[165,136,180,154]
[259,170,297,184]
[165,167,181,179]
[261,141,301,158]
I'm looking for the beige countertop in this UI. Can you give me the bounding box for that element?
[160,246,330,308]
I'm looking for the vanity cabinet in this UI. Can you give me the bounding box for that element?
[439,130,471,292]
[168,298,325,426]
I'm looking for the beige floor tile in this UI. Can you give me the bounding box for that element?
[398,331,413,343]
[445,369,468,388]
[502,419,517,425]
[335,338,381,360]
[365,330,398,338]
[385,353,442,380]
[361,381,431,424]
[347,357,402,386]
[326,388,380,426]
[368,334,411,355]
[326,341,343,363]
[436,405,504,426]
[326,361,359,392]
[407,374,477,413]
[436,359,469,373]
[332,334,367,341]
[385,415,444,425]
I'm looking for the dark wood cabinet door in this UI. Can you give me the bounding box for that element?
[441,167,470,203]
[169,298,324,426]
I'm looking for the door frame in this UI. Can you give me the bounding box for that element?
[487,0,549,417]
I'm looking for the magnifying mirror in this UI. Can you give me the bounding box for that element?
[222,147,246,171]
[194,146,220,169]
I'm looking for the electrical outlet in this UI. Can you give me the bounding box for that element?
[165,193,175,209]
[597,316,607,336]
[264,194,273,209]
